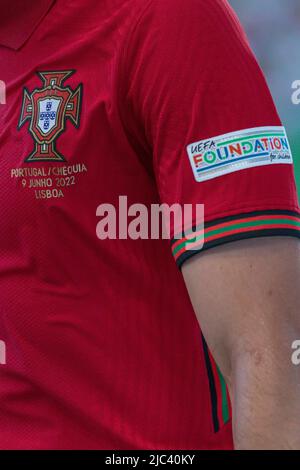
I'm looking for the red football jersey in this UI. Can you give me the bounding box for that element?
[0,0,299,450]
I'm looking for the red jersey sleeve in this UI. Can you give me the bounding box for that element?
[121,0,300,268]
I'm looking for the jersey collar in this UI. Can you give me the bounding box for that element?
[0,0,55,50]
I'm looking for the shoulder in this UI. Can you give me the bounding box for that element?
[131,0,233,18]
[128,0,238,36]
[125,0,241,52]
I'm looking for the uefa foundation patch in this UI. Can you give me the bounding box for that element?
[187,126,293,182]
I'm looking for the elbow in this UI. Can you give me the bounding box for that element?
[224,316,300,398]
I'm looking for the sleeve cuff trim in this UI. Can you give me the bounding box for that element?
[171,210,300,268]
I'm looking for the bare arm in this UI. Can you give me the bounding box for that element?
[182,237,300,450]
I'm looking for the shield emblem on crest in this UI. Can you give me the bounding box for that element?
[37,97,61,136]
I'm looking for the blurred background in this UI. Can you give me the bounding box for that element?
[229,0,300,195]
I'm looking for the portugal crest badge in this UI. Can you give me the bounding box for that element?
[18,71,82,162]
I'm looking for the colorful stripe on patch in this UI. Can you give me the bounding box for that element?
[186,126,293,182]
[201,335,230,433]
[171,210,300,268]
